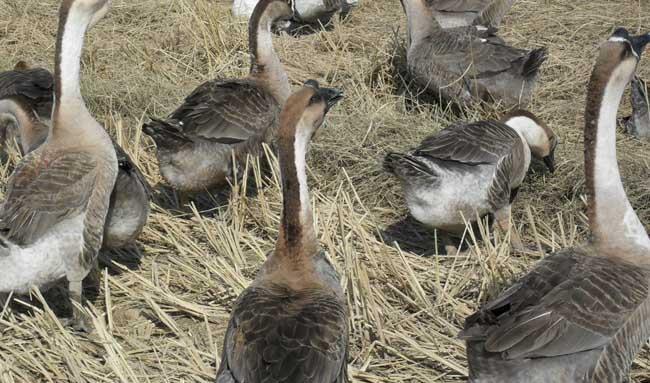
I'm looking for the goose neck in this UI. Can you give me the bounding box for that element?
[0,99,40,153]
[585,58,650,254]
[275,126,318,262]
[53,2,95,136]
[249,7,290,103]
[401,0,441,48]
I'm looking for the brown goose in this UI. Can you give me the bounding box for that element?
[384,110,556,253]
[459,28,650,382]
[0,0,117,331]
[624,76,650,140]
[426,0,516,29]
[143,0,292,199]
[216,80,347,383]
[401,0,547,108]
[0,67,151,249]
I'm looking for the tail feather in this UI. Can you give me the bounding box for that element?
[384,152,438,179]
[142,117,192,149]
[521,47,548,78]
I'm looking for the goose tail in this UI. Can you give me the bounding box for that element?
[142,117,192,149]
[384,152,438,179]
[521,47,548,78]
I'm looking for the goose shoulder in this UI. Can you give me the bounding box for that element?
[164,79,280,145]
[217,278,348,383]
[0,65,53,119]
[0,149,99,248]
[461,248,650,378]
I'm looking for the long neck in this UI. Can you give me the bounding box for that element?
[0,99,46,153]
[53,3,95,137]
[402,0,441,48]
[275,125,317,262]
[249,8,290,104]
[585,60,650,254]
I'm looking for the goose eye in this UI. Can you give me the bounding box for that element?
[309,94,320,105]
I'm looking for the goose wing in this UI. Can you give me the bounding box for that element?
[462,250,650,359]
[414,120,520,165]
[218,285,348,383]
[0,66,53,118]
[434,36,530,78]
[428,0,488,13]
[0,150,98,246]
[167,79,280,145]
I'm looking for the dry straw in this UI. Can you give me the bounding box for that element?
[0,0,649,382]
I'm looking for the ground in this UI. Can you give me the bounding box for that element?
[0,0,649,382]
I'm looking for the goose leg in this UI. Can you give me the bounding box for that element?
[494,204,524,252]
[62,279,91,332]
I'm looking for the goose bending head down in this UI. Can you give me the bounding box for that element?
[460,28,650,383]
[143,0,293,201]
[384,110,556,253]
[215,80,349,383]
[0,0,117,331]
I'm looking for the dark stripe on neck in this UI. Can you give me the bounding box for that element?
[53,0,73,124]
[278,134,304,252]
[583,49,622,239]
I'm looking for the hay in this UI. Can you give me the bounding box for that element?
[0,0,649,381]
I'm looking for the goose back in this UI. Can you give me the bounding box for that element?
[426,0,516,29]
[0,64,53,120]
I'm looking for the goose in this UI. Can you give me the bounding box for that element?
[0,0,117,331]
[216,80,348,383]
[623,76,650,139]
[144,0,293,201]
[384,110,556,254]
[400,0,547,108]
[0,66,151,249]
[459,28,650,382]
[0,61,53,122]
[233,0,357,26]
[426,0,516,29]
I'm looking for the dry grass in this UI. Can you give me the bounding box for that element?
[0,0,649,382]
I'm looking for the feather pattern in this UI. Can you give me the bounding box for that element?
[0,65,53,119]
[462,249,650,382]
[216,280,349,383]
[405,0,546,107]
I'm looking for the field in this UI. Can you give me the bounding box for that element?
[0,0,649,381]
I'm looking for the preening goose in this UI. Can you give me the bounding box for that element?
[233,0,357,26]
[426,0,516,29]
[144,0,292,198]
[0,67,151,249]
[384,110,556,253]
[624,76,650,140]
[215,80,348,383]
[459,28,650,382]
[0,61,53,122]
[0,0,117,331]
[401,0,547,108]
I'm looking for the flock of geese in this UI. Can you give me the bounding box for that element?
[0,0,648,382]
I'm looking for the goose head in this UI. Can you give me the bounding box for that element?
[278,79,344,142]
[251,0,294,29]
[62,0,111,28]
[501,110,557,172]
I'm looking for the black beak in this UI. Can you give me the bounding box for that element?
[318,87,344,111]
[543,154,555,173]
[632,33,650,58]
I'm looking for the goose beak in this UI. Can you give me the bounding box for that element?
[630,33,650,58]
[318,88,344,111]
[543,154,555,173]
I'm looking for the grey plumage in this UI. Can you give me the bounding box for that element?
[404,0,546,108]
[426,0,516,29]
[625,76,650,139]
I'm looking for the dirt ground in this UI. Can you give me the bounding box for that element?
[0,0,649,381]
